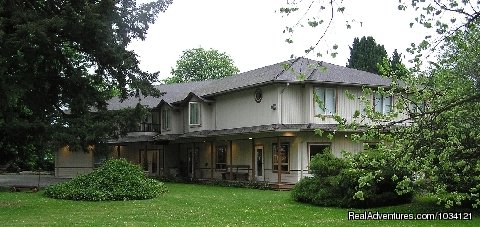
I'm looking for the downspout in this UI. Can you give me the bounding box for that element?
[214,102,217,130]
[280,83,290,125]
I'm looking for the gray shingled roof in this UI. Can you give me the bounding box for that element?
[106,57,392,110]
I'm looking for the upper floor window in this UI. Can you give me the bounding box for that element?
[373,93,392,114]
[314,87,336,115]
[189,102,201,126]
[161,108,170,130]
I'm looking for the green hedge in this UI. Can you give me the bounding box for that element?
[292,152,413,208]
[44,159,167,201]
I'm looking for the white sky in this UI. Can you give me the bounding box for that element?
[129,0,428,81]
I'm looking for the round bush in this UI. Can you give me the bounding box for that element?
[292,151,413,208]
[44,158,167,201]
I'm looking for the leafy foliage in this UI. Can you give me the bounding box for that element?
[292,151,413,208]
[164,48,239,84]
[347,36,388,74]
[283,0,480,209]
[44,159,167,201]
[393,23,480,208]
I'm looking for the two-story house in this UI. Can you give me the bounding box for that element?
[55,57,397,184]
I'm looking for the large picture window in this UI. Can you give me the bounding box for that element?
[161,108,170,130]
[314,87,336,115]
[373,93,392,114]
[215,145,227,170]
[272,143,289,172]
[308,143,330,162]
[189,102,200,126]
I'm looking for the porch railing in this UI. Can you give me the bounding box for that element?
[134,123,161,132]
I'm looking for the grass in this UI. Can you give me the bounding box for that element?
[0,183,478,226]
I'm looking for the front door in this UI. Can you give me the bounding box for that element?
[255,145,264,181]
[150,150,159,175]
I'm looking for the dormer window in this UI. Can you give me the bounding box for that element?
[161,108,171,130]
[314,87,336,115]
[373,93,393,114]
[189,102,201,126]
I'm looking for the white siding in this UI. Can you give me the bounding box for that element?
[281,84,304,124]
[215,85,280,129]
[55,146,93,177]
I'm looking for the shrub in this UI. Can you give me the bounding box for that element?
[292,151,413,208]
[44,159,167,201]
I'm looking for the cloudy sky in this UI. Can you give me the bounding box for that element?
[129,0,428,81]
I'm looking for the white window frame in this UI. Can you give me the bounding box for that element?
[189,102,201,126]
[373,93,393,114]
[161,108,170,131]
[314,87,337,116]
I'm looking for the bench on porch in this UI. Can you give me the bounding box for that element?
[221,165,250,181]
[10,185,39,192]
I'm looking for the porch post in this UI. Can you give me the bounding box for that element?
[116,145,120,158]
[229,140,233,180]
[210,141,214,179]
[162,145,166,177]
[251,138,255,181]
[138,143,141,165]
[277,137,281,184]
[144,143,148,172]
[192,142,195,180]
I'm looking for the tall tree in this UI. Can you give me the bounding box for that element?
[0,0,172,169]
[347,36,388,74]
[164,47,239,84]
[280,1,480,208]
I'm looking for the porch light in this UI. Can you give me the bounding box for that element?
[248,138,253,140]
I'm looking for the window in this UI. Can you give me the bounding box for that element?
[161,108,170,130]
[314,87,336,115]
[215,146,227,170]
[309,144,330,162]
[272,143,289,172]
[373,93,392,114]
[189,102,200,126]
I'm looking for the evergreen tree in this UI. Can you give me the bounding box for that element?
[347,36,388,74]
[0,0,172,169]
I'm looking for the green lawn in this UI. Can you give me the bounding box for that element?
[0,183,478,226]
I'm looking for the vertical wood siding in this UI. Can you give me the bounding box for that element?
[215,85,280,130]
